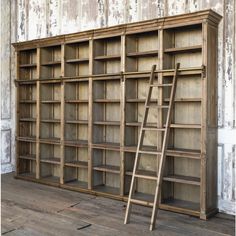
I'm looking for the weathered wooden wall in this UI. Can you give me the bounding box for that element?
[0,0,235,215]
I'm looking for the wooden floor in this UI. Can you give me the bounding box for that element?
[1,173,235,236]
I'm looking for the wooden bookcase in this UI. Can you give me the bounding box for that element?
[14,10,221,219]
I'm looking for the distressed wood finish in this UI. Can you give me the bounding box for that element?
[13,10,221,219]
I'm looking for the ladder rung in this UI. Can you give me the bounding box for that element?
[143,126,165,131]
[146,105,170,109]
[135,174,157,180]
[139,150,162,155]
[151,83,173,87]
[130,198,154,207]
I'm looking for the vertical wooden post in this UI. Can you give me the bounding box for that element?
[36,47,40,179]
[15,50,20,176]
[120,34,126,196]
[60,44,65,185]
[88,37,94,190]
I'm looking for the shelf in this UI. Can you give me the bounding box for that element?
[161,199,200,213]
[19,154,36,161]
[41,100,61,104]
[93,165,120,174]
[94,121,120,126]
[94,55,121,60]
[126,98,157,103]
[127,50,158,57]
[19,100,37,104]
[41,157,61,165]
[124,146,201,159]
[41,119,61,123]
[41,61,61,66]
[92,142,120,151]
[40,176,60,184]
[39,138,60,144]
[65,120,88,124]
[19,118,36,122]
[93,185,120,195]
[166,148,201,159]
[66,58,89,63]
[164,98,202,103]
[163,175,200,186]
[65,99,88,103]
[164,45,202,54]
[64,140,88,147]
[169,124,201,129]
[17,136,36,142]
[19,63,37,68]
[94,99,120,103]
[126,169,157,180]
[64,180,88,189]
[65,161,88,168]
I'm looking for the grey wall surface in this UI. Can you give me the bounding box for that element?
[0,0,235,215]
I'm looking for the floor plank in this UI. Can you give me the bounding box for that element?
[1,173,235,236]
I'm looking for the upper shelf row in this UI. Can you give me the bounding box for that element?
[18,26,203,80]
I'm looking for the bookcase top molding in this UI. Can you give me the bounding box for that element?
[13,9,221,51]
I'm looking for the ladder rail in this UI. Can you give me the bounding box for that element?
[124,63,180,230]
[124,64,156,224]
[150,63,180,231]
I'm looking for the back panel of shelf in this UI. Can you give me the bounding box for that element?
[65,41,89,77]
[126,31,159,72]
[93,36,121,74]
[40,45,61,79]
[163,25,202,69]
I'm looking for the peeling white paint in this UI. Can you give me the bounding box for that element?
[1,0,235,216]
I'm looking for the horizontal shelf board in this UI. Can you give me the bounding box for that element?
[19,63,37,68]
[41,61,61,66]
[94,121,120,126]
[130,192,154,206]
[64,180,88,189]
[41,157,61,164]
[41,119,61,123]
[161,198,200,213]
[164,98,202,102]
[164,45,202,54]
[163,175,200,185]
[40,176,60,183]
[19,100,37,104]
[65,99,88,103]
[93,185,120,195]
[41,100,61,104]
[66,58,89,63]
[65,120,88,124]
[19,154,36,160]
[63,77,89,82]
[93,165,120,174]
[123,146,201,159]
[18,172,36,179]
[65,160,88,168]
[126,99,157,103]
[17,136,36,142]
[92,142,120,151]
[19,118,36,122]
[64,140,88,147]
[39,138,61,144]
[168,124,201,129]
[127,169,157,180]
[166,148,201,159]
[126,50,158,57]
[94,99,120,103]
[94,55,121,60]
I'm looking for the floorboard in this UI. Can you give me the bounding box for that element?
[1,173,235,236]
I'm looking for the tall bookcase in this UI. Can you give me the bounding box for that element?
[14,10,221,219]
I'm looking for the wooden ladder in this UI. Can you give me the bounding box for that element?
[124,63,180,231]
